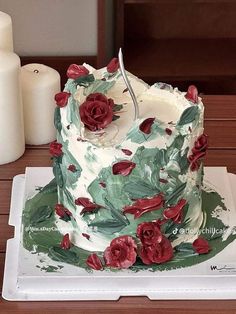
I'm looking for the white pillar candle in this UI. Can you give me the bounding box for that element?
[0,11,13,52]
[21,64,61,145]
[0,51,25,165]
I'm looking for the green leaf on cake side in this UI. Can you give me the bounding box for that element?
[22,176,236,272]
[84,79,115,96]
[74,74,95,87]
[89,219,127,234]
[59,140,82,187]
[177,106,199,126]
[49,247,79,264]
[166,182,187,206]
[54,107,62,132]
[29,205,53,225]
[126,121,165,144]
[123,181,160,199]
[53,161,64,188]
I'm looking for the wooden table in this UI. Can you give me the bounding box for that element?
[0,95,236,313]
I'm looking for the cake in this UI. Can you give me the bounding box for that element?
[22,58,235,272]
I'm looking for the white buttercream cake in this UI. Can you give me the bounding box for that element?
[44,58,211,270]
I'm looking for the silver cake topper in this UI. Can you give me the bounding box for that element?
[118,48,139,120]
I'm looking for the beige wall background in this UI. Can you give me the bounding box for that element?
[0,0,98,56]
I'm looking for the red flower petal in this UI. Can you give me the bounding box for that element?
[123,193,164,219]
[86,253,103,270]
[165,128,172,135]
[55,204,72,219]
[107,58,119,73]
[185,85,198,103]
[112,160,136,176]
[163,199,187,223]
[67,64,89,79]
[139,118,155,134]
[121,149,133,156]
[75,197,101,215]
[99,182,106,188]
[159,178,168,184]
[192,237,211,254]
[60,233,71,250]
[68,164,77,172]
[54,92,71,107]
[82,233,90,240]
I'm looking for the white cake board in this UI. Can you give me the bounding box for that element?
[2,167,236,301]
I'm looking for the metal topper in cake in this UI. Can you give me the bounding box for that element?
[50,51,210,270]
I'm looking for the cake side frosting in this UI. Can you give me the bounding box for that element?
[51,60,208,269]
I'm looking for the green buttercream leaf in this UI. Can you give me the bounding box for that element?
[168,135,185,152]
[166,182,187,205]
[179,147,190,174]
[29,205,53,225]
[53,162,64,188]
[112,114,120,121]
[177,106,199,126]
[113,104,123,112]
[38,178,57,195]
[124,181,159,199]
[89,219,126,234]
[174,242,195,253]
[84,79,115,96]
[49,247,79,264]
[54,107,62,132]
[74,74,95,87]
[104,198,129,226]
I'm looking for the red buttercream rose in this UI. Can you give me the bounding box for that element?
[79,93,114,131]
[139,235,173,265]
[54,92,71,107]
[107,58,119,73]
[137,222,162,245]
[67,64,89,79]
[192,237,211,254]
[104,235,137,269]
[86,253,103,270]
[188,134,208,171]
[123,193,164,219]
[192,134,208,155]
[188,151,206,171]
[49,141,63,157]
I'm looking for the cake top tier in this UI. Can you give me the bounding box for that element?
[56,60,203,148]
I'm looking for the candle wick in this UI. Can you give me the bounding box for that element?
[34,69,39,73]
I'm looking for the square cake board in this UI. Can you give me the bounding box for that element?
[2,167,236,301]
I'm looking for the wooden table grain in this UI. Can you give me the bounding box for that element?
[0,95,236,313]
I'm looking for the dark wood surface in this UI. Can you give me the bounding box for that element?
[0,95,236,312]
[115,0,236,94]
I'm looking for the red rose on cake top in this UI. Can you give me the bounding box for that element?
[79,93,114,131]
